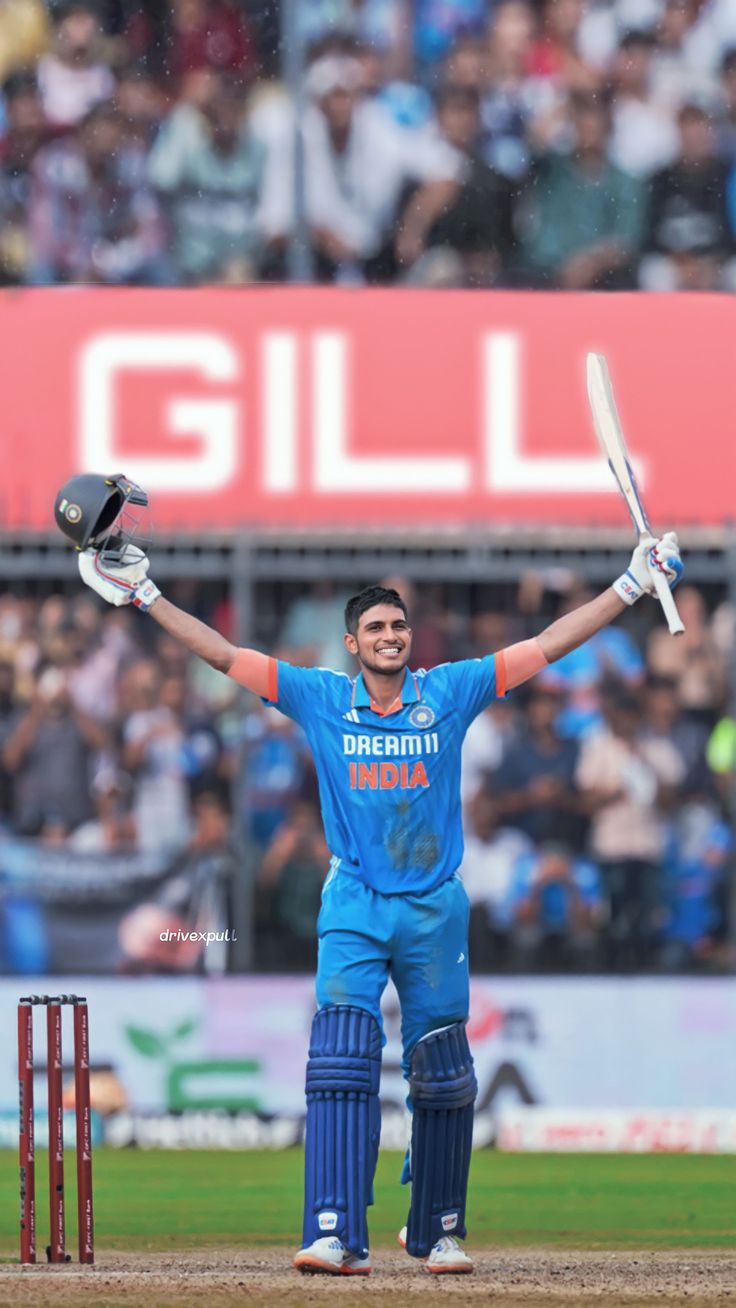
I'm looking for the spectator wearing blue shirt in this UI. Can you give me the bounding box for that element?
[238,704,310,848]
[659,803,732,971]
[507,844,604,971]
[535,581,644,738]
[493,681,585,848]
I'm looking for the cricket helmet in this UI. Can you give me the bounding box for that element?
[53,473,151,562]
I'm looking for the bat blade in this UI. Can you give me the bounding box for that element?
[586,352,649,535]
[585,351,685,637]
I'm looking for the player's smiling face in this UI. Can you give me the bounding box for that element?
[345,604,412,676]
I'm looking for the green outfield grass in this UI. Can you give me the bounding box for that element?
[0,1150,733,1259]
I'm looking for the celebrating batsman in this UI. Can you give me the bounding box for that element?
[59,472,683,1277]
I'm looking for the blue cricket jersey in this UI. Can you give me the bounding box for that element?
[265,656,505,894]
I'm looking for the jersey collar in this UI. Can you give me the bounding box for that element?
[352,668,421,717]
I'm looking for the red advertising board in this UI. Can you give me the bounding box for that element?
[0,288,730,531]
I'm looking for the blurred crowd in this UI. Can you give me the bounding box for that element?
[1,0,736,288]
[0,573,733,975]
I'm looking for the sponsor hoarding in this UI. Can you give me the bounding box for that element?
[2,289,734,531]
[1,976,735,1147]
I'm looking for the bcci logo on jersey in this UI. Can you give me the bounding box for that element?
[409,703,436,729]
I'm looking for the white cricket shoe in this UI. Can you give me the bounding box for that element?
[398,1225,474,1275]
[293,1236,371,1276]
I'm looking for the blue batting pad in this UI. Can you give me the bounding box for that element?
[405,1023,477,1257]
[303,1005,382,1258]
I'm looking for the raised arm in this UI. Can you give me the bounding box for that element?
[500,533,683,692]
[77,548,275,699]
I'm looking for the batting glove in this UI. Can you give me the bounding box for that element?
[78,547,161,613]
[614,531,683,606]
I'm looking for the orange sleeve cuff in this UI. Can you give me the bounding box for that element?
[499,638,549,692]
[227,648,278,701]
[495,649,507,699]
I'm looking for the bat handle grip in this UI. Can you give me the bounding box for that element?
[644,545,685,636]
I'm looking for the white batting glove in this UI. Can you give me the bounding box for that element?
[78,547,161,613]
[613,531,683,606]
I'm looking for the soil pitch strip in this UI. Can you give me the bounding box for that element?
[0,1247,734,1308]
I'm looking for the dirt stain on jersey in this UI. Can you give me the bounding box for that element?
[384,802,440,872]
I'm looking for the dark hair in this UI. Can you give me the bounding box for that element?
[3,69,39,102]
[344,586,408,635]
[618,28,656,52]
[721,46,736,76]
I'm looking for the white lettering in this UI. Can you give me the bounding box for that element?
[343,734,356,754]
[263,332,297,491]
[357,736,371,755]
[79,332,238,491]
[384,735,399,756]
[372,737,384,756]
[483,332,646,494]
[312,333,471,493]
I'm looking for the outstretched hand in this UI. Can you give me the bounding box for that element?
[614,531,683,607]
[78,547,160,612]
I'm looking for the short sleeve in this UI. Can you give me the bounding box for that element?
[264,661,333,726]
[438,655,504,727]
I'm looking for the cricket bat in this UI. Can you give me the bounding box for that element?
[586,352,685,636]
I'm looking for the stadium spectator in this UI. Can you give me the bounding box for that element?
[529,0,602,96]
[28,101,166,284]
[237,703,309,848]
[461,703,504,804]
[281,53,461,282]
[0,0,48,86]
[167,0,254,82]
[480,0,560,181]
[279,581,354,674]
[493,682,585,848]
[576,685,685,970]
[649,0,721,113]
[421,84,515,287]
[640,101,735,290]
[659,801,732,970]
[68,769,137,852]
[642,674,713,797]
[646,586,728,720]
[2,664,107,836]
[717,47,736,162]
[0,660,20,827]
[37,1,115,129]
[534,581,644,738]
[0,70,48,283]
[414,0,488,71]
[706,712,736,811]
[461,789,532,969]
[256,799,330,971]
[121,660,191,854]
[66,598,138,726]
[609,30,679,177]
[149,71,264,282]
[114,63,168,150]
[506,844,604,971]
[519,92,645,288]
[118,788,237,974]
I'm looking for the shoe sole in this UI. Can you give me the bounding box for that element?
[294,1255,371,1276]
[427,1263,474,1275]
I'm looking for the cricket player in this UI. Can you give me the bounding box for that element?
[69,480,682,1275]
